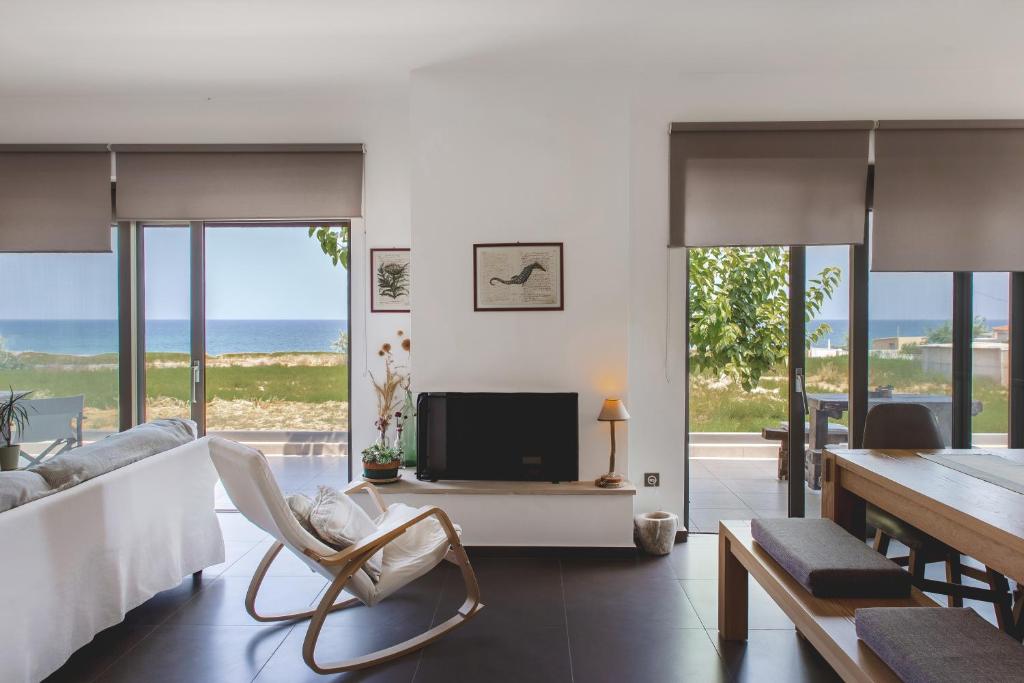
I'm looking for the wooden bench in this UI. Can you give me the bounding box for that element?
[718,520,937,683]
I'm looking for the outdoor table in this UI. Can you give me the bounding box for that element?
[806,393,982,452]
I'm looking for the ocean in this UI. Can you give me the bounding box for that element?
[0,318,1007,356]
[0,319,348,356]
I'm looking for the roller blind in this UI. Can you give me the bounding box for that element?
[872,121,1024,272]
[0,147,113,253]
[113,144,364,220]
[669,122,872,247]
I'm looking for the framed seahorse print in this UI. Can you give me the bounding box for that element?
[370,248,411,312]
[473,242,564,311]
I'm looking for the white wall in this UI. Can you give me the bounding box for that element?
[0,88,412,454]
[8,64,1024,532]
[409,69,630,481]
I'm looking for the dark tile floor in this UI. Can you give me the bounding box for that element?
[44,513,842,683]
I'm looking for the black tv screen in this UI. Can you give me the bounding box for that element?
[416,392,579,482]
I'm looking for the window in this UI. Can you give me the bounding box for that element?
[868,272,955,445]
[0,228,119,456]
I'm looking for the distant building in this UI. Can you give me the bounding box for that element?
[871,336,925,351]
[994,324,1010,342]
[920,341,1009,386]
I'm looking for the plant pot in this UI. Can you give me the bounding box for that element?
[0,445,21,471]
[362,460,401,481]
[634,511,680,555]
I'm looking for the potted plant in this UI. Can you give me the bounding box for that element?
[361,441,403,481]
[0,388,31,471]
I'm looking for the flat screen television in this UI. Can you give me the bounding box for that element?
[416,392,579,482]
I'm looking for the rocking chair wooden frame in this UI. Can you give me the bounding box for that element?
[208,438,484,675]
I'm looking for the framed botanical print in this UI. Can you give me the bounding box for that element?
[473,242,564,311]
[370,248,411,312]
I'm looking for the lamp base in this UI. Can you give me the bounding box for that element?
[595,472,625,489]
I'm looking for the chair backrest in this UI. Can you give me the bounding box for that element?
[18,396,84,443]
[862,403,945,450]
[206,437,376,603]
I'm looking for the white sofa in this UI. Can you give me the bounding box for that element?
[0,436,225,682]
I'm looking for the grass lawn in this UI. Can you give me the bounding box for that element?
[690,355,1009,434]
[4,352,349,432]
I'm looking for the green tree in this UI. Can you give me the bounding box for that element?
[688,247,840,392]
[308,225,350,269]
[925,317,990,344]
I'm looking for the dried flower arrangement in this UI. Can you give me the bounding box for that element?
[363,330,412,466]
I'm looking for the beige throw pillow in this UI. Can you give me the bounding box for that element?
[308,486,383,581]
[285,493,316,536]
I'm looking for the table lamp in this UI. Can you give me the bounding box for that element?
[596,398,629,488]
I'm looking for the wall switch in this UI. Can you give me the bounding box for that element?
[644,472,660,487]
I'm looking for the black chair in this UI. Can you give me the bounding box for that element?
[863,403,1016,635]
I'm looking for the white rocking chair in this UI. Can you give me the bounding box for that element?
[208,437,483,674]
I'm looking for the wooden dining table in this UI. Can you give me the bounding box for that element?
[822,447,1024,585]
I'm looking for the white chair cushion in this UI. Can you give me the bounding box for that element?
[309,486,383,582]
[370,503,461,605]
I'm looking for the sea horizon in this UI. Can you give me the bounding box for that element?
[0,319,349,356]
[0,317,1007,357]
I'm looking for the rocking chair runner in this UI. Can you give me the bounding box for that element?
[208,437,484,674]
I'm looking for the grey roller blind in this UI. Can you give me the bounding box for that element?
[113,144,364,220]
[872,121,1024,272]
[0,147,113,253]
[670,122,872,247]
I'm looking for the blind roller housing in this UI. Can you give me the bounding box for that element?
[670,122,872,247]
[872,121,1024,272]
[0,149,112,253]
[114,145,364,220]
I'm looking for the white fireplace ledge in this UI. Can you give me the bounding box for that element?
[366,469,636,548]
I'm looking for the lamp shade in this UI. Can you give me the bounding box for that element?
[598,399,630,422]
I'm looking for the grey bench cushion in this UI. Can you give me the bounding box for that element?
[856,607,1024,683]
[751,518,911,598]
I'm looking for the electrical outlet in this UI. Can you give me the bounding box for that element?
[644,472,660,487]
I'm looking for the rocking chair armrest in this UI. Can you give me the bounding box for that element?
[306,506,461,568]
[341,480,388,516]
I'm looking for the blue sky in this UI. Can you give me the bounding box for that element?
[807,245,1010,321]
[0,236,1009,322]
[1,226,348,320]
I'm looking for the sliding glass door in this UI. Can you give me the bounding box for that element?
[203,225,350,452]
[142,226,194,423]
[136,222,351,503]
[685,245,852,530]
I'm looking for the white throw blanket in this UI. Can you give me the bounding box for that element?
[0,437,224,682]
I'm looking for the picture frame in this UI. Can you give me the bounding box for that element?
[370,248,411,313]
[473,242,564,311]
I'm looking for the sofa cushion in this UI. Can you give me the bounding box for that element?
[751,518,911,598]
[856,607,1024,682]
[308,485,383,581]
[0,471,53,512]
[32,418,197,489]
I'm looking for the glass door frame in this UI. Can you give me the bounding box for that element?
[132,222,205,432]
[131,219,353,479]
[682,164,1024,530]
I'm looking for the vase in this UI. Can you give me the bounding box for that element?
[400,390,417,468]
[634,511,679,555]
[0,445,21,471]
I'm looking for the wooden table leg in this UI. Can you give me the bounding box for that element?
[821,451,866,539]
[719,532,748,641]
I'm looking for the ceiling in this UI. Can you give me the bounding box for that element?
[2,1,1021,97]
